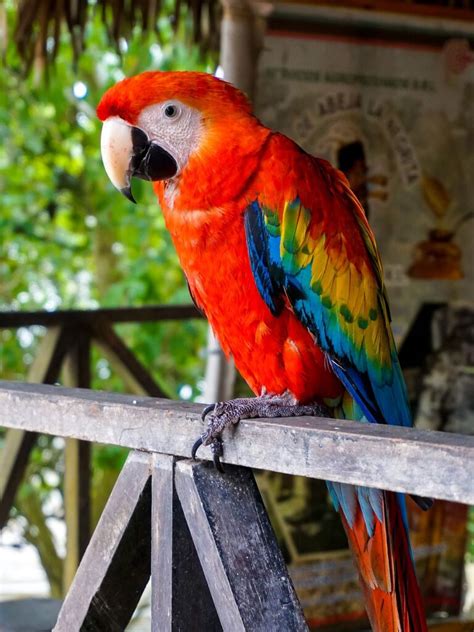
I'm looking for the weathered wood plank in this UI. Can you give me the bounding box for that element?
[170,486,222,632]
[0,381,473,503]
[175,460,309,632]
[151,455,221,631]
[151,454,174,630]
[62,338,92,592]
[63,438,91,593]
[54,451,152,631]
[0,304,202,328]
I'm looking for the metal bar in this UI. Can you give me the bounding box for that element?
[0,305,202,329]
[175,460,308,632]
[0,381,473,504]
[54,451,152,632]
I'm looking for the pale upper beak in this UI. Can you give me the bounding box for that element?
[100,117,178,203]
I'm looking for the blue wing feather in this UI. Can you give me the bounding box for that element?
[244,201,284,316]
[244,197,428,532]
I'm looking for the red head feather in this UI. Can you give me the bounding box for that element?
[96,71,253,125]
[97,70,270,210]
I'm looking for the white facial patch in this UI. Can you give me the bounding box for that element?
[137,100,204,176]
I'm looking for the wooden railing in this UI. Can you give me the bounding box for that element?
[0,306,202,590]
[0,304,202,399]
[0,380,473,630]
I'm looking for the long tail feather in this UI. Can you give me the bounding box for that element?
[340,488,427,632]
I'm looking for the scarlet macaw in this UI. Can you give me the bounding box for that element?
[98,71,428,631]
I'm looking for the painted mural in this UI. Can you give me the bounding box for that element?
[255,33,474,344]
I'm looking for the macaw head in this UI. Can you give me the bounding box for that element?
[97,71,262,204]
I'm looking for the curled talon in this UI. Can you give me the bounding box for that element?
[191,436,203,460]
[201,403,216,421]
[211,439,224,473]
[213,454,224,473]
[191,394,327,471]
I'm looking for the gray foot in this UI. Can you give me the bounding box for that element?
[191,393,328,471]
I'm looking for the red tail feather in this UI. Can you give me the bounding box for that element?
[341,491,427,632]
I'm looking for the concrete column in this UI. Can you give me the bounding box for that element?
[220,0,259,97]
[203,329,236,403]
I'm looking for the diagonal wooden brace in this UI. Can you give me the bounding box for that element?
[175,460,309,632]
[54,451,307,631]
[54,451,152,631]
[0,327,76,529]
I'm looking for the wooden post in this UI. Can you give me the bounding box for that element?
[151,455,221,631]
[151,454,174,629]
[55,453,307,631]
[62,329,92,592]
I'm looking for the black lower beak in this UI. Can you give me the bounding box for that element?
[120,185,137,203]
[123,127,178,203]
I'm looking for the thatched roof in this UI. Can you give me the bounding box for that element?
[13,0,220,72]
[9,0,474,74]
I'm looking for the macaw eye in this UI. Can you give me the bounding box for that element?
[164,104,179,119]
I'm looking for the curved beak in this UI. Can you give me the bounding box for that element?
[100,118,178,203]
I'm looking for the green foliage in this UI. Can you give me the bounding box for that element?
[0,1,216,596]
[468,506,474,562]
[0,4,215,397]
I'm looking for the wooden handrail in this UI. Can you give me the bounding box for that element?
[0,305,205,567]
[0,380,473,504]
[0,304,202,328]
